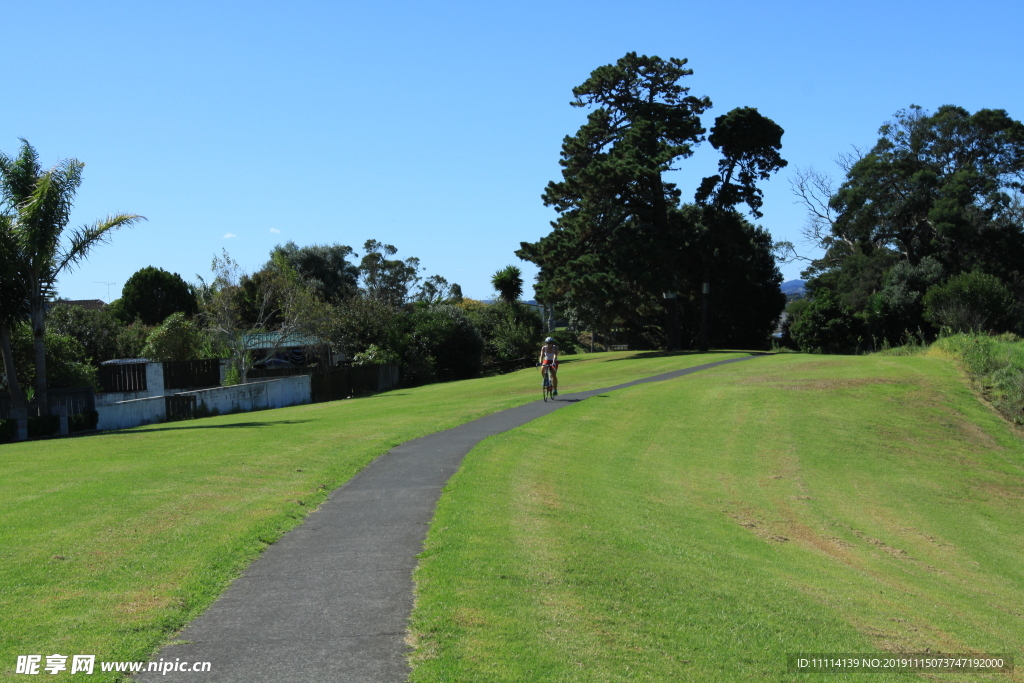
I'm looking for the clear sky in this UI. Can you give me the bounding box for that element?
[4,0,1022,303]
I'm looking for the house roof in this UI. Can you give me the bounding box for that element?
[60,299,107,311]
[242,332,326,349]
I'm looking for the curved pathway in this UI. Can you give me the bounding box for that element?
[138,355,758,682]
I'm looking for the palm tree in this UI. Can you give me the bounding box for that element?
[0,212,30,411]
[491,265,524,304]
[0,139,144,414]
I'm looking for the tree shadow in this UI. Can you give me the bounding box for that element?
[110,419,314,434]
[604,349,771,362]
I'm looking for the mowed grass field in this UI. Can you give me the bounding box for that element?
[0,351,744,681]
[409,353,1024,682]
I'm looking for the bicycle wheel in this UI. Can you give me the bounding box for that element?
[542,370,550,402]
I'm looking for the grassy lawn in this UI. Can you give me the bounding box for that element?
[409,353,1024,682]
[0,350,743,681]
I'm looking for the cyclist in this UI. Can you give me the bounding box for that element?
[539,336,559,396]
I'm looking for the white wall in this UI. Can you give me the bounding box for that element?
[96,396,166,431]
[177,376,311,416]
[94,374,311,432]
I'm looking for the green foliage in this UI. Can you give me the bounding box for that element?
[351,344,400,367]
[519,54,787,351]
[788,289,864,354]
[866,256,944,345]
[681,206,787,349]
[200,250,330,382]
[2,322,98,391]
[403,304,483,383]
[466,301,544,366]
[0,418,14,442]
[0,139,143,409]
[828,106,1024,274]
[796,105,1024,353]
[27,414,60,438]
[222,364,241,387]
[142,312,212,361]
[358,240,421,307]
[695,106,787,217]
[46,302,125,364]
[933,333,1024,423]
[68,410,99,432]
[490,265,523,304]
[271,241,359,303]
[329,294,402,357]
[546,329,580,355]
[114,266,197,325]
[116,322,152,359]
[923,271,1018,334]
[414,275,461,305]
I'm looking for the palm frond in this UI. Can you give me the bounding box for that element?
[56,213,146,275]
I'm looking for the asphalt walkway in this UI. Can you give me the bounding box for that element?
[137,355,757,682]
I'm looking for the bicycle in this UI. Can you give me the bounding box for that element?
[540,362,556,402]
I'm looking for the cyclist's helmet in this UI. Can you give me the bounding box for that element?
[545,337,555,342]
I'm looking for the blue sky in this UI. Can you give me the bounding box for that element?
[4,0,1022,303]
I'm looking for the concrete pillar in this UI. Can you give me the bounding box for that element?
[54,405,69,436]
[9,408,28,441]
[145,362,165,397]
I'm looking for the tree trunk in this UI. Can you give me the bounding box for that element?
[698,271,710,353]
[649,172,682,351]
[31,302,48,415]
[0,321,28,412]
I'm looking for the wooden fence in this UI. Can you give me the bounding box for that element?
[163,359,221,390]
[165,395,197,422]
[0,386,95,419]
[247,363,400,404]
[99,362,147,393]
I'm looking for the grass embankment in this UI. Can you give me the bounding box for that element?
[410,353,1024,682]
[0,350,743,681]
[929,333,1024,424]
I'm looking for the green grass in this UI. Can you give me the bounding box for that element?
[931,333,1024,424]
[0,350,743,682]
[409,353,1024,682]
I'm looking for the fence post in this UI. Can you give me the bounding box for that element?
[54,405,69,436]
[146,362,165,397]
[10,408,27,441]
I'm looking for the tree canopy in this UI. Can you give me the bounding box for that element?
[790,105,1024,349]
[114,266,198,325]
[519,53,787,350]
[271,241,360,303]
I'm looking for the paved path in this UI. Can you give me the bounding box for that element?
[137,355,757,682]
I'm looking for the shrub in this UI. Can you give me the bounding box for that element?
[352,344,399,366]
[547,329,581,355]
[0,419,14,443]
[405,305,483,383]
[27,415,60,438]
[788,289,865,354]
[69,411,99,432]
[923,271,1017,334]
[142,312,211,361]
[466,301,544,365]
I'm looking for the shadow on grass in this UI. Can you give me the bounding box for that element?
[114,419,314,434]
[604,349,771,362]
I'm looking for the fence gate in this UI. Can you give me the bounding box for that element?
[99,363,147,393]
[165,395,197,422]
[164,359,221,390]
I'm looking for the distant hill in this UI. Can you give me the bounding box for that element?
[780,280,806,301]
